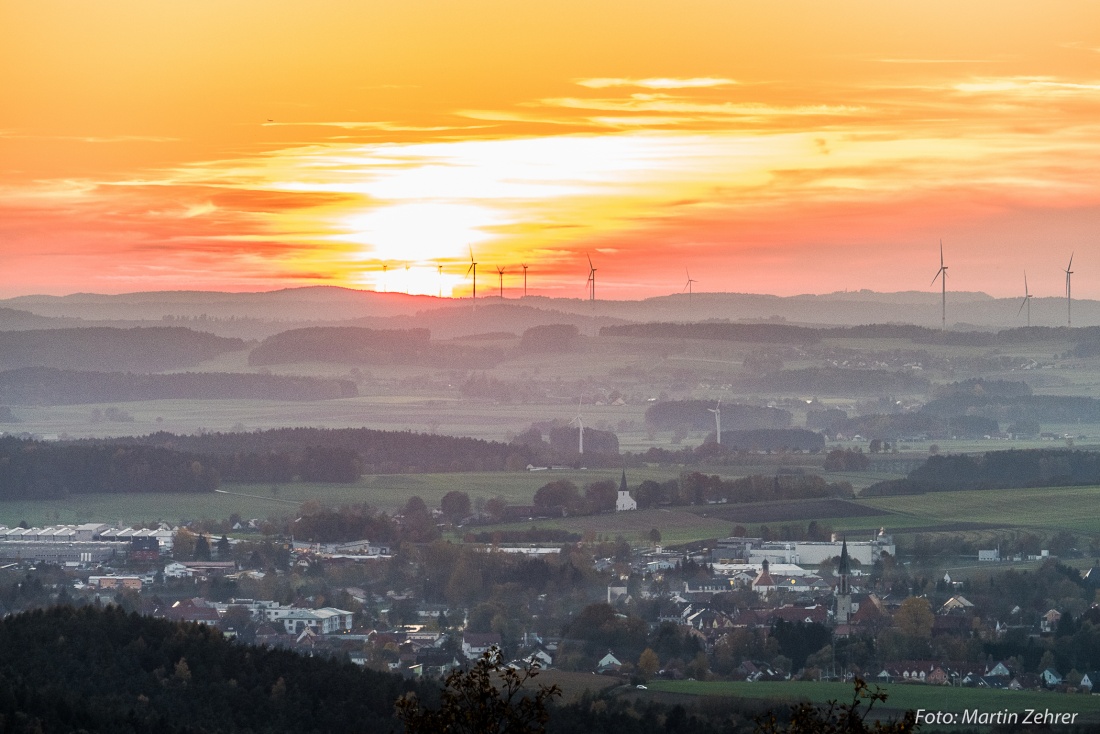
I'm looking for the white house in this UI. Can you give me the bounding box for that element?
[462,632,502,660]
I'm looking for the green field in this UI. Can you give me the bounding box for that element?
[858,484,1100,535]
[646,679,1100,728]
[467,507,733,545]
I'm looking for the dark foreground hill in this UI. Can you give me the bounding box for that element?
[0,606,768,734]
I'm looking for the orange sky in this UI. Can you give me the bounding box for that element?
[3,1,1100,300]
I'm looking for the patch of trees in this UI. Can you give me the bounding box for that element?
[0,327,245,372]
[823,448,869,471]
[922,394,1100,423]
[930,378,1032,400]
[863,449,1100,496]
[947,414,998,438]
[547,425,619,456]
[0,437,218,498]
[719,429,824,453]
[0,367,357,405]
[645,400,792,431]
[100,427,542,475]
[248,326,503,368]
[601,322,821,344]
[637,432,825,466]
[519,323,579,352]
[833,413,943,440]
[249,326,430,365]
[675,471,849,505]
[740,368,929,396]
[461,374,536,403]
[805,407,847,431]
[769,619,832,672]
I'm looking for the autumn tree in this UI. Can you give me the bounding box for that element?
[892,597,934,639]
[440,491,472,524]
[396,648,560,734]
[638,648,660,679]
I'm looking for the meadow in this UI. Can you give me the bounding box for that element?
[644,679,1100,728]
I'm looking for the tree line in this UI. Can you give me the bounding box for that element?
[0,327,245,372]
[0,367,357,405]
[645,400,792,431]
[864,448,1100,496]
[0,437,218,498]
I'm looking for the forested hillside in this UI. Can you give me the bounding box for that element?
[0,606,417,733]
[0,328,245,372]
[0,367,357,405]
[0,438,218,498]
[248,326,503,368]
[864,448,1100,496]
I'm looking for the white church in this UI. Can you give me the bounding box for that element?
[615,470,637,511]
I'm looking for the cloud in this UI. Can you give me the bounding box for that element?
[576,77,736,89]
[953,76,1100,96]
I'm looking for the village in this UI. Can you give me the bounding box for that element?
[2,506,1099,703]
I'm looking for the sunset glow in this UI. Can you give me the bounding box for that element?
[3,1,1100,299]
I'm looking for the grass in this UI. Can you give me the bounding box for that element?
[645,679,1100,725]
[467,507,733,546]
[858,484,1100,535]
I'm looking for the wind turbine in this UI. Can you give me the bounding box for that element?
[930,240,948,330]
[497,266,506,298]
[570,414,584,454]
[381,263,389,293]
[466,247,478,302]
[1017,272,1032,327]
[586,254,597,302]
[404,262,411,295]
[684,269,697,300]
[708,399,722,444]
[521,263,529,297]
[1065,253,1074,327]
[437,264,443,298]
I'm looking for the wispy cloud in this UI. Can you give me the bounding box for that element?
[876,58,999,65]
[953,76,1100,95]
[576,77,736,89]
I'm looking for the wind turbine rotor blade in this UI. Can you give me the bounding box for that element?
[1018,298,1028,316]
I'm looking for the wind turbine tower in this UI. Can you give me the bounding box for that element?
[931,241,948,330]
[570,414,584,454]
[381,264,388,293]
[521,263,529,297]
[684,269,697,300]
[586,254,597,302]
[1065,253,1074,327]
[1018,272,1032,327]
[466,247,478,303]
[708,399,722,444]
[437,264,443,298]
[497,266,506,299]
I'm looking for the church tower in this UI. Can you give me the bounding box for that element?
[835,539,853,625]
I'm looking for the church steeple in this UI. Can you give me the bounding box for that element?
[620,469,628,493]
[837,539,851,594]
[835,538,853,625]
